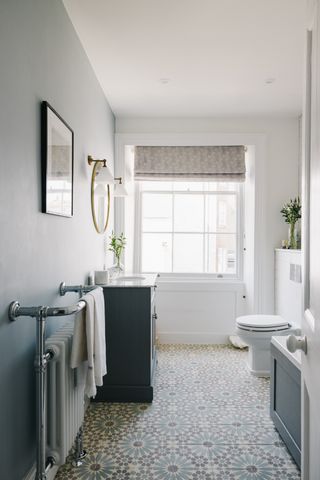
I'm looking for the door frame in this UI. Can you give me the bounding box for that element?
[301,2,318,476]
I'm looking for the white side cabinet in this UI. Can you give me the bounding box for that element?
[274,249,302,328]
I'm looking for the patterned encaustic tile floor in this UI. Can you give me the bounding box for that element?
[56,344,301,479]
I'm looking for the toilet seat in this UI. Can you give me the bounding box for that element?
[235,314,294,376]
[237,324,291,333]
[236,315,291,333]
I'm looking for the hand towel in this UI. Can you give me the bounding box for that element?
[70,287,107,398]
[87,287,107,391]
[70,309,87,368]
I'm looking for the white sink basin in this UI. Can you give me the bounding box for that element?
[115,275,146,281]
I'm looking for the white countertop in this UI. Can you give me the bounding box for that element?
[271,335,301,370]
[275,248,301,254]
[102,273,158,288]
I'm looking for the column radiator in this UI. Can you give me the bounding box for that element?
[45,323,86,468]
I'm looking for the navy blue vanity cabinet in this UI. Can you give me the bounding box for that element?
[93,284,157,403]
[270,340,301,468]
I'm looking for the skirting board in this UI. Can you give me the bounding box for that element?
[158,332,230,344]
[23,464,36,480]
[24,464,59,480]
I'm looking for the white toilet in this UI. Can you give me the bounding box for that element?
[235,314,295,377]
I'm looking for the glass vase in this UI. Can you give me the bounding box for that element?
[108,259,124,279]
[288,222,298,249]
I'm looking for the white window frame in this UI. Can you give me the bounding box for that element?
[116,133,266,313]
[134,181,244,279]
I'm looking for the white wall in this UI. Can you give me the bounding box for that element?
[156,280,245,344]
[115,117,300,342]
[243,145,257,314]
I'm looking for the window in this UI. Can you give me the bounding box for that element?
[136,181,242,277]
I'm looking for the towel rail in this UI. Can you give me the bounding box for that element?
[60,281,96,297]
[7,283,96,480]
[8,300,86,321]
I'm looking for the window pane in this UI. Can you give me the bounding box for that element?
[173,234,203,272]
[138,181,240,277]
[142,193,172,231]
[140,181,173,191]
[174,194,204,232]
[207,234,236,274]
[207,182,238,192]
[141,233,172,272]
[207,194,237,233]
[173,182,204,192]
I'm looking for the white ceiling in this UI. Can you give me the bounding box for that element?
[63,0,305,118]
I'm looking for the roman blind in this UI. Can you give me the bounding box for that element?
[134,145,246,182]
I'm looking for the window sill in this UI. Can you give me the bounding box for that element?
[157,275,242,283]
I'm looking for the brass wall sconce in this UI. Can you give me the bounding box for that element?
[88,155,128,233]
[114,176,128,197]
[88,155,113,234]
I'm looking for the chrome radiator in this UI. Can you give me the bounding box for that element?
[46,324,86,467]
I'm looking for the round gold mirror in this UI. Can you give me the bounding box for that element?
[89,157,112,234]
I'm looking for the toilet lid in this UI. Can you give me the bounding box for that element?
[236,315,289,329]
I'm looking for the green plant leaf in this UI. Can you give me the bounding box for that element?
[280,197,301,224]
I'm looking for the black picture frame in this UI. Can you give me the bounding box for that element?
[41,101,74,217]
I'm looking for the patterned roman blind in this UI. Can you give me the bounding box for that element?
[134,146,246,182]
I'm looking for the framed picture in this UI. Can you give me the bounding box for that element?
[41,101,74,217]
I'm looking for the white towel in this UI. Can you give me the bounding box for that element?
[70,287,107,398]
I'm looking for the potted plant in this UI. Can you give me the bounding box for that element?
[280,197,301,249]
[108,231,126,276]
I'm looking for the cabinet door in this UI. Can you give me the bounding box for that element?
[103,288,151,385]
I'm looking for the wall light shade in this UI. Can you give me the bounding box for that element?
[114,178,128,197]
[95,164,114,184]
[114,183,128,197]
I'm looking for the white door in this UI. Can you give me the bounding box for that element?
[300,1,320,478]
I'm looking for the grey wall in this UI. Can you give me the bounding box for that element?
[0,1,114,478]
